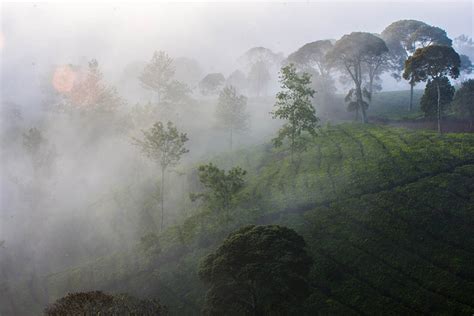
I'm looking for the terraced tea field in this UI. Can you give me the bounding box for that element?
[4,124,474,315]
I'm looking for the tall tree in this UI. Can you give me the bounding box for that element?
[247,60,271,97]
[226,70,248,93]
[287,40,337,109]
[139,51,175,103]
[327,32,388,123]
[134,121,189,230]
[403,45,460,133]
[199,225,313,316]
[215,86,249,159]
[271,64,319,162]
[381,20,452,110]
[452,79,474,130]
[238,47,284,97]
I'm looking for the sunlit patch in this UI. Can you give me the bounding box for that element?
[52,65,76,93]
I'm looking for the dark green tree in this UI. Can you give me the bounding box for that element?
[216,86,249,159]
[199,225,313,316]
[327,32,388,123]
[134,121,189,230]
[44,291,167,315]
[420,77,455,118]
[190,163,246,217]
[452,79,474,129]
[271,64,319,162]
[403,45,460,133]
[382,20,452,110]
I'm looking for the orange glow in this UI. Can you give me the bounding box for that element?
[52,65,76,93]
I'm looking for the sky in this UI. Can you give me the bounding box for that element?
[0,0,473,109]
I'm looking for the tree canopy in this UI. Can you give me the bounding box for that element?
[199,225,313,316]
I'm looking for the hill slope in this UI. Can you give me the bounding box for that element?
[3,124,474,315]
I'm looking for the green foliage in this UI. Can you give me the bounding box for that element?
[216,86,249,154]
[271,64,319,158]
[327,32,389,122]
[420,77,455,118]
[139,233,161,255]
[134,121,189,172]
[43,291,167,315]
[139,51,175,98]
[191,163,246,215]
[403,45,460,83]
[452,79,474,127]
[198,225,313,316]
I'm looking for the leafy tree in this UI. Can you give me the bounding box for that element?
[22,127,56,177]
[239,47,284,97]
[382,20,452,110]
[271,64,319,162]
[161,80,191,106]
[139,51,175,103]
[403,45,460,133]
[247,60,271,97]
[199,73,226,96]
[287,40,337,110]
[199,225,313,316]
[44,291,167,315]
[420,77,455,118]
[226,70,248,93]
[216,86,249,158]
[458,54,473,81]
[452,79,474,129]
[190,163,246,217]
[134,121,189,230]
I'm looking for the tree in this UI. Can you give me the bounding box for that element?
[327,32,388,123]
[139,51,175,103]
[22,127,56,177]
[287,40,336,110]
[199,225,313,316]
[216,86,249,159]
[190,163,246,217]
[134,121,189,230]
[382,20,452,110]
[247,60,271,97]
[420,77,455,118]
[199,73,226,96]
[271,64,319,162]
[452,79,474,130]
[403,45,460,133]
[239,47,284,97]
[226,70,248,93]
[44,291,167,315]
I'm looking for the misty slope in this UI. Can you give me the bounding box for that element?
[4,124,474,315]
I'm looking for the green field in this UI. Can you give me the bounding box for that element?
[4,123,474,315]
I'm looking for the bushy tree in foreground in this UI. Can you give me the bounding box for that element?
[190,163,246,217]
[199,225,313,316]
[134,121,189,230]
[271,64,319,162]
[44,291,167,315]
[420,77,454,118]
[452,79,474,129]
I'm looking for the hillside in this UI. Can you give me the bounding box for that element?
[4,123,474,315]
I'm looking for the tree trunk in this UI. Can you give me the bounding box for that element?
[161,167,165,231]
[356,83,367,123]
[437,82,441,134]
[409,82,414,112]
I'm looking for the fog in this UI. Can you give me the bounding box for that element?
[0,1,473,314]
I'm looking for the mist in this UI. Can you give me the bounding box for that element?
[1,1,473,315]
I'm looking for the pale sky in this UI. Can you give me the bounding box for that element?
[1,1,473,108]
